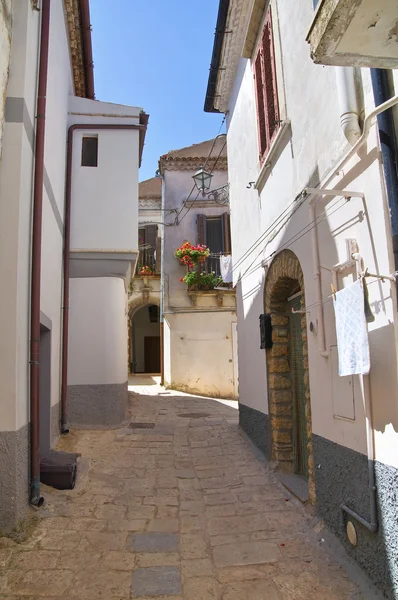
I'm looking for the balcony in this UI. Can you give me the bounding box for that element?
[307,0,398,68]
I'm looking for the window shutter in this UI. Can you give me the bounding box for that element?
[145,224,157,250]
[262,9,279,147]
[221,212,231,254]
[155,236,161,274]
[253,7,280,162]
[197,214,207,246]
[254,52,267,158]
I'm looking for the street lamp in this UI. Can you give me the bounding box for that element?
[192,166,213,195]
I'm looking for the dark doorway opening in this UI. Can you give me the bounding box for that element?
[130,304,161,374]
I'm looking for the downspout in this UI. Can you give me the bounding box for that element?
[335,67,361,146]
[371,69,398,306]
[30,0,50,507]
[60,122,147,431]
[308,68,360,360]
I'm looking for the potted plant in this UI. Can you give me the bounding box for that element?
[174,242,210,266]
[180,271,223,291]
[138,265,156,276]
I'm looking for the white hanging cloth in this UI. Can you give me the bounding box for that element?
[220,255,233,283]
[333,279,370,376]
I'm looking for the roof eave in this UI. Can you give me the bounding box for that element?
[139,112,149,168]
[204,0,230,113]
[79,0,95,99]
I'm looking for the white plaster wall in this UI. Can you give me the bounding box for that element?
[68,278,128,386]
[165,312,237,399]
[226,0,398,467]
[39,0,74,421]
[68,97,141,253]
[69,128,139,252]
[0,0,13,156]
[161,167,238,398]
[0,1,62,431]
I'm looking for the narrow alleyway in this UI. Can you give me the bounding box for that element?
[0,378,381,599]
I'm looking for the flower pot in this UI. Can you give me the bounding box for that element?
[197,256,207,264]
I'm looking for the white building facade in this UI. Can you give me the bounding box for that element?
[159,139,238,399]
[0,0,146,531]
[205,0,398,596]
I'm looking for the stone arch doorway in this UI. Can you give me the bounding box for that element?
[128,299,160,374]
[264,249,315,502]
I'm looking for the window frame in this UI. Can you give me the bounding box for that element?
[253,7,280,165]
[81,136,98,167]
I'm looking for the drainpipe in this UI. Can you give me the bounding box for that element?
[29,0,50,507]
[335,67,361,146]
[60,122,147,431]
[371,69,398,307]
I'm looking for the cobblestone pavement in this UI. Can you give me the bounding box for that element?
[0,378,379,599]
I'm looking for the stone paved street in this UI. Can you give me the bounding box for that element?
[0,378,380,599]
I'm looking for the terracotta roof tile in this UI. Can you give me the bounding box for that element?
[139,177,162,199]
[159,136,227,173]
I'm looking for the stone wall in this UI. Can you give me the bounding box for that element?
[264,250,315,502]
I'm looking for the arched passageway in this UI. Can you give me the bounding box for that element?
[129,304,160,374]
[264,249,315,503]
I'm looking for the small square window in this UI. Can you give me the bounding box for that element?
[81,136,98,167]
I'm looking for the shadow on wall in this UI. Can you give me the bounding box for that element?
[234,155,398,597]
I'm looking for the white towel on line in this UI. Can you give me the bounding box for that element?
[333,279,370,376]
[220,255,233,283]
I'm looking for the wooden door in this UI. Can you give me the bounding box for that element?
[144,336,161,373]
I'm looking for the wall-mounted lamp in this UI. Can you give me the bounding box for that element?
[192,166,214,195]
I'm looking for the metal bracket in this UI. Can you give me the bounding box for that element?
[305,187,365,200]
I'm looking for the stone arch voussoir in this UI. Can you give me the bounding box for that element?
[264,249,315,503]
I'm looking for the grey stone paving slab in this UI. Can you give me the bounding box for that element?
[131,566,181,596]
[213,540,281,568]
[130,532,179,553]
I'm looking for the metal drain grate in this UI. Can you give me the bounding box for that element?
[128,422,155,429]
[177,413,211,419]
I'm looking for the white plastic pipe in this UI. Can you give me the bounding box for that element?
[309,204,329,358]
[335,67,361,146]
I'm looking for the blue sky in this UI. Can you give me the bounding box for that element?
[90,1,224,182]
